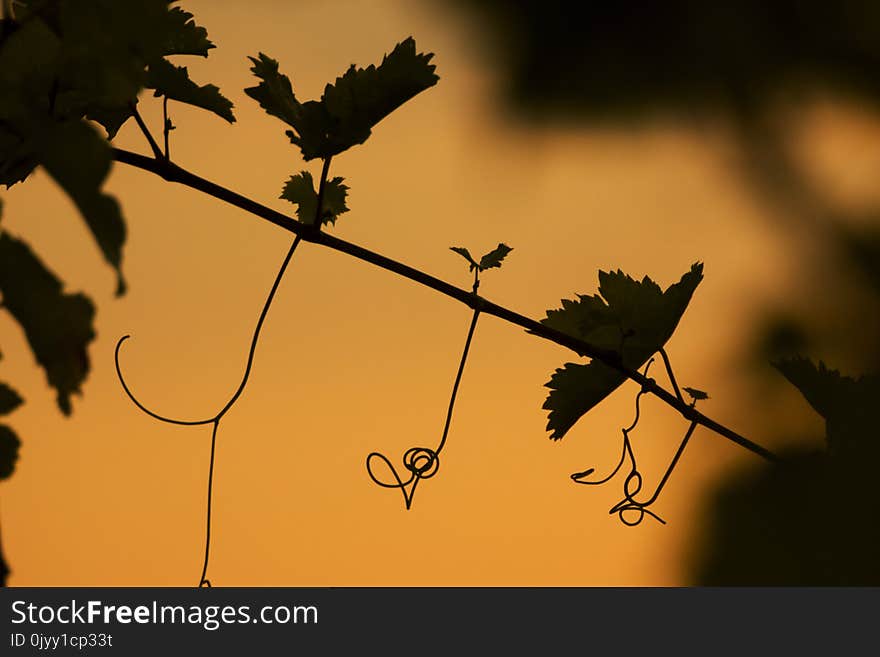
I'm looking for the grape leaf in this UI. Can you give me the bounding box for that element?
[244,53,334,162]
[0,383,23,416]
[683,386,709,400]
[450,243,513,272]
[479,243,512,270]
[774,357,880,456]
[541,263,703,439]
[0,425,20,480]
[450,247,478,271]
[0,230,96,415]
[146,58,235,123]
[280,171,349,226]
[37,120,127,295]
[247,37,438,161]
[319,37,439,155]
[161,5,214,57]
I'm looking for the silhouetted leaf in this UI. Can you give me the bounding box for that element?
[247,38,438,160]
[544,361,624,439]
[147,57,234,123]
[0,425,20,480]
[280,171,349,226]
[683,386,709,400]
[0,231,96,415]
[161,5,214,57]
[37,120,127,295]
[478,243,512,270]
[320,37,439,154]
[541,263,703,439]
[774,357,880,456]
[0,383,23,416]
[450,247,478,271]
[245,53,330,161]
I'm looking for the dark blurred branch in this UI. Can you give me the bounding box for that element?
[110,146,778,462]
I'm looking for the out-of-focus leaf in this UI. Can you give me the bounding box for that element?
[450,247,478,271]
[0,16,59,119]
[161,5,214,57]
[0,231,96,415]
[52,0,168,109]
[146,57,234,123]
[0,127,38,188]
[280,171,349,226]
[0,425,20,480]
[695,446,880,585]
[478,243,512,270]
[86,102,133,140]
[540,263,703,439]
[774,357,880,456]
[0,383,23,416]
[37,120,127,295]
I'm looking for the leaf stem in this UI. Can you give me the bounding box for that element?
[163,97,170,160]
[312,156,332,228]
[658,347,684,403]
[110,146,778,463]
[129,105,164,161]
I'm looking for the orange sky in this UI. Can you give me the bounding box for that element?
[3,0,878,586]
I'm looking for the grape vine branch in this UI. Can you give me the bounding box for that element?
[109,145,777,463]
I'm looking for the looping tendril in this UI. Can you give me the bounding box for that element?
[571,355,698,527]
[114,236,303,586]
[366,307,481,510]
[366,447,440,510]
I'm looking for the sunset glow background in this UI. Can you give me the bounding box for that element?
[3,0,877,585]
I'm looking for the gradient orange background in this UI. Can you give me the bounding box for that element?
[2,0,877,586]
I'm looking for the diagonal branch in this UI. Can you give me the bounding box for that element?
[110,146,778,463]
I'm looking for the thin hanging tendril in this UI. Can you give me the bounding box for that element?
[115,234,303,586]
[571,351,700,526]
[366,272,482,509]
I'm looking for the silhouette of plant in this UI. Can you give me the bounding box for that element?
[4,0,834,586]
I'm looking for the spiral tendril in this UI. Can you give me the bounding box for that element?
[367,295,481,509]
[114,235,302,585]
[571,353,700,526]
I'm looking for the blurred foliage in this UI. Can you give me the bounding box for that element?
[448,0,880,583]
[694,361,880,584]
[448,0,880,120]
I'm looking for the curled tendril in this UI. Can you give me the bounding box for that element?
[367,298,481,510]
[114,235,302,586]
[571,353,700,526]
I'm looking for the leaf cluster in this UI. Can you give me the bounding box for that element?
[245,37,438,161]
[450,243,513,273]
